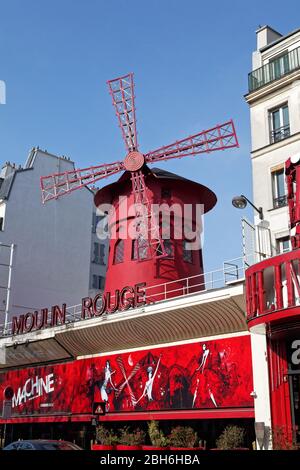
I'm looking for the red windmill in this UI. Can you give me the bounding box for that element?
[40,73,239,266]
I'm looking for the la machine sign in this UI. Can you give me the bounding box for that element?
[12,282,146,336]
[12,373,54,407]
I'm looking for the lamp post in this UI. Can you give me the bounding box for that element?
[232,194,264,220]
[232,195,271,263]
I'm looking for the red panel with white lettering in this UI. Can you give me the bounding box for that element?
[0,335,253,418]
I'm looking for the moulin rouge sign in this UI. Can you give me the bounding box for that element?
[12,282,146,336]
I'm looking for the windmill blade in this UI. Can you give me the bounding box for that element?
[144,120,238,165]
[40,160,124,203]
[107,73,138,152]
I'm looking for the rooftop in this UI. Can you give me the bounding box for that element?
[0,148,75,201]
[248,45,300,93]
[260,26,300,52]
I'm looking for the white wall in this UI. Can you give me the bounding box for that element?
[250,328,272,450]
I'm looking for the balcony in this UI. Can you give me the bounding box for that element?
[246,248,300,325]
[273,194,288,209]
[248,47,300,92]
[270,124,290,144]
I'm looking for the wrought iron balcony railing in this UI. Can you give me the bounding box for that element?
[270,124,290,144]
[273,194,288,209]
[248,47,300,92]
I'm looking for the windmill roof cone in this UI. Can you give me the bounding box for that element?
[95,165,217,300]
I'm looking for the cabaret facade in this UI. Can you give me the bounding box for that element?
[0,167,255,449]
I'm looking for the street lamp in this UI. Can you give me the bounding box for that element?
[232,194,264,220]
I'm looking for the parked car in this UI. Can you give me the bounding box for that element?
[3,440,83,450]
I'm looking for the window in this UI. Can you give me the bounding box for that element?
[161,188,171,199]
[269,104,290,144]
[269,52,290,81]
[113,239,124,264]
[0,217,3,231]
[19,442,35,450]
[92,213,105,233]
[276,236,290,254]
[4,442,19,450]
[272,167,287,208]
[183,240,193,263]
[132,239,148,260]
[163,239,174,258]
[92,275,105,290]
[92,243,105,265]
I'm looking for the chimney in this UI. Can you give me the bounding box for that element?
[0,162,15,178]
[256,25,282,50]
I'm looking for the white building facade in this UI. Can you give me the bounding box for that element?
[246,25,300,253]
[245,25,300,449]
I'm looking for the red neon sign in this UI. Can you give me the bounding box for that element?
[11,282,146,335]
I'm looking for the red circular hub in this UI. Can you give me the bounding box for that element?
[123,151,145,172]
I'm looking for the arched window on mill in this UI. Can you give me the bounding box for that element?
[164,239,174,258]
[132,239,148,260]
[113,239,124,264]
[183,240,193,263]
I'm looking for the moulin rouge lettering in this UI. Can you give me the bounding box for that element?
[12,282,146,336]
[12,373,54,407]
[81,282,146,319]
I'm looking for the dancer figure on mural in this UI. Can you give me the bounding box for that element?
[100,360,117,410]
[197,343,210,373]
[135,355,162,405]
[85,363,101,407]
[193,343,218,408]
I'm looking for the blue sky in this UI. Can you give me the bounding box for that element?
[0,0,299,271]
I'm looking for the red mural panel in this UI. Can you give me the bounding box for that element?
[0,336,253,418]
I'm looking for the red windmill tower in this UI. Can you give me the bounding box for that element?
[40,73,239,300]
